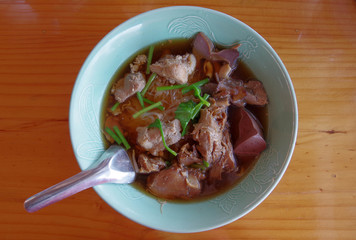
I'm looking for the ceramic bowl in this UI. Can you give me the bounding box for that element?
[69,6,298,233]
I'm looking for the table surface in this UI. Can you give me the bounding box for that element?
[1,0,355,239]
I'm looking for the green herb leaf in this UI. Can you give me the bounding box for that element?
[175,94,210,136]
[148,118,161,129]
[156,84,188,91]
[191,94,210,119]
[141,73,157,97]
[146,45,155,74]
[136,92,145,108]
[105,127,122,145]
[142,97,165,111]
[192,85,210,107]
[181,78,210,107]
[174,100,197,136]
[113,126,131,150]
[133,101,162,119]
[148,119,177,156]
[181,78,210,94]
[110,102,120,112]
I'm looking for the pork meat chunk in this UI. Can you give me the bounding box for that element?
[136,119,181,156]
[137,153,166,174]
[213,79,267,107]
[192,98,229,164]
[201,82,218,96]
[178,143,202,166]
[111,72,146,103]
[244,80,268,106]
[208,128,237,181]
[150,53,196,84]
[192,98,237,181]
[147,165,203,199]
[130,54,147,73]
[214,78,246,107]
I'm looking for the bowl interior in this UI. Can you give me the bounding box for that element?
[69,6,298,233]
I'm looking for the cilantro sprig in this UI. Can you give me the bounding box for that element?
[174,94,209,136]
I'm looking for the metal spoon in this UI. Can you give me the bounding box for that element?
[24,145,136,213]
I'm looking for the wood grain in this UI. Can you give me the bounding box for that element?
[1,0,355,239]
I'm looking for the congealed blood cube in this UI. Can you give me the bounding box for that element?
[231,107,266,161]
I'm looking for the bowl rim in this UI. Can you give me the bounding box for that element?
[69,6,298,233]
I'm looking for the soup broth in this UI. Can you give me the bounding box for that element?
[101,36,268,201]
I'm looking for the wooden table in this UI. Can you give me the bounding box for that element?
[1,1,355,239]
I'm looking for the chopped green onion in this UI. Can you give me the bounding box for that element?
[137,92,145,108]
[113,126,131,150]
[146,45,155,74]
[192,85,210,107]
[105,127,122,145]
[191,94,210,119]
[181,78,210,94]
[141,73,157,96]
[156,84,188,91]
[142,97,165,111]
[133,101,162,119]
[110,102,120,112]
[148,119,177,156]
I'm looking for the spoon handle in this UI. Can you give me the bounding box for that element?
[24,163,109,213]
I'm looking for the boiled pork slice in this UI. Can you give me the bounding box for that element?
[146,165,204,199]
[111,72,146,103]
[150,53,196,84]
[136,119,181,156]
[177,143,202,166]
[130,54,147,73]
[214,78,246,107]
[208,127,237,181]
[192,98,237,181]
[191,98,229,164]
[137,153,166,174]
[244,80,268,106]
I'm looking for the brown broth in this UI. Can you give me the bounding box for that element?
[101,38,268,202]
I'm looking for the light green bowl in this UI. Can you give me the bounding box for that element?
[69,6,298,233]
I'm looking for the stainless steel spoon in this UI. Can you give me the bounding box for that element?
[24,145,136,213]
